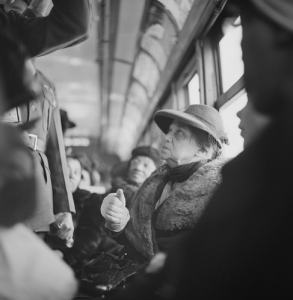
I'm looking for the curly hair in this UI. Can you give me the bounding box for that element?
[189,126,222,162]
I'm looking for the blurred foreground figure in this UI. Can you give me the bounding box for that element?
[0,33,77,300]
[109,1,293,299]
[0,0,91,62]
[237,99,271,148]
[1,0,92,244]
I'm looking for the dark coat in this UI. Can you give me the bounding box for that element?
[0,0,91,57]
[49,188,121,267]
[109,119,293,300]
[166,119,293,299]
[114,158,226,263]
[0,1,91,229]
[0,0,92,109]
[49,176,142,267]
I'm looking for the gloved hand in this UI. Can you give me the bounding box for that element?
[52,212,74,248]
[101,189,130,232]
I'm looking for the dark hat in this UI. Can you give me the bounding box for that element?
[60,109,76,133]
[251,0,293,33]
[154,105,229,148]
[131,146,162,168]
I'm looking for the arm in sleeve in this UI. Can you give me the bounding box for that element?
[18,0,92,58]
[61,194,105,266]
[46,105,75,214]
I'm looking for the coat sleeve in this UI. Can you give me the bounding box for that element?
[61,194,107,266]
[17,0,92,58]
[46,104,75,214]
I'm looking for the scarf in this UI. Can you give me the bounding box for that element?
[154,161,204,208]
[125,158,226,259]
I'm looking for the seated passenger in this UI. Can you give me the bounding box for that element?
[110,146,161,208]
[101,104,228,263]
[46,154,107,266]
[50,148,161,267]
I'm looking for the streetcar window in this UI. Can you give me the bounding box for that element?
[215,16,246,158]
[188,73,200,105]
[219,18,244,93]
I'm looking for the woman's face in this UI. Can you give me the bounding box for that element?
[160,121,208,168]
[128,156,156,184]
[237,101,271,148]
[67,158,82,193]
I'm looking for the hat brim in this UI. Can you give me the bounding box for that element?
[154,109,222,147]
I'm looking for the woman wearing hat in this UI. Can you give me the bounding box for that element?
[101,104,228,263]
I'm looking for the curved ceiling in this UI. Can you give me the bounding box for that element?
[35,0,221,161]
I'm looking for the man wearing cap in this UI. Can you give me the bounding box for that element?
[118,1,293,299]
[110,146,162,208]
[101,105,228,263]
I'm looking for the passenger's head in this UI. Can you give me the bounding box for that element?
[233,0,293,114]
[237,100,272,148]
[4,0,30,13]
[154,105,228,168]
[128,146,161,184]
[66,156,82,193]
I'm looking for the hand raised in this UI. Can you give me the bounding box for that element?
[101,189,129,232]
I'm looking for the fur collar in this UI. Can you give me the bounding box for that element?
[125,158,227,259]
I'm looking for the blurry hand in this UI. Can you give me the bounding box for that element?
[145,252,167,274]
[53,212,74,247]
[101,189,130,232]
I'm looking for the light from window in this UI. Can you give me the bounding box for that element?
[220,92,247,158]
[219,18,244,92]
[188,73,200,105]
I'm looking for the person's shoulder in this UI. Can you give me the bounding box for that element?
[191,157,228,182]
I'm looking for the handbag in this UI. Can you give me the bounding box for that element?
[75,252,141,296]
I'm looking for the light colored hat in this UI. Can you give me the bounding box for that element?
[154,105,229,148]
[251,0,293,33]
